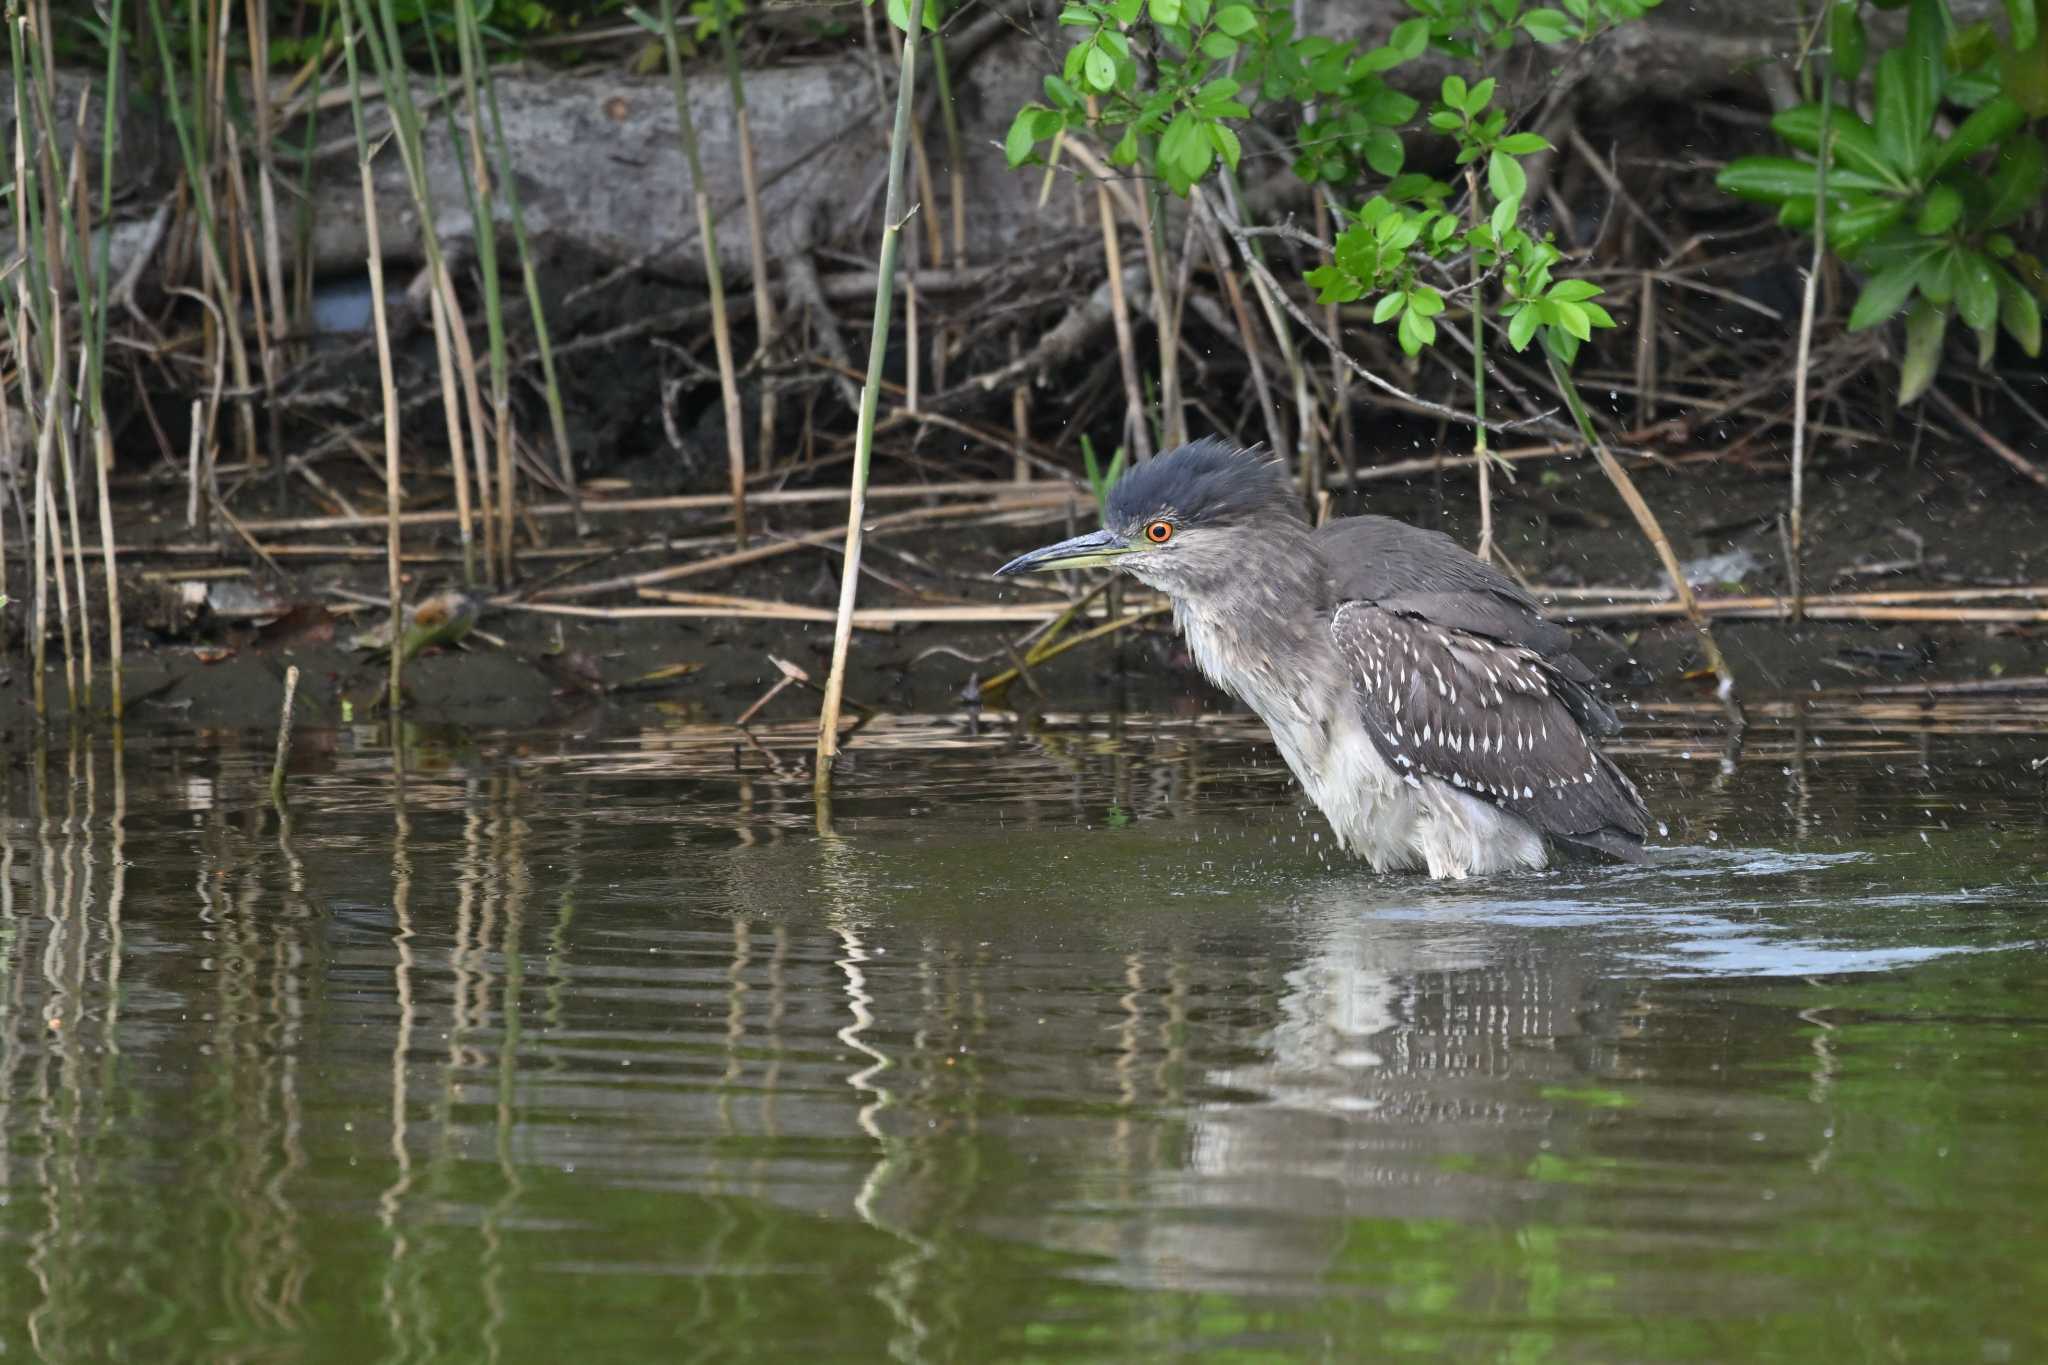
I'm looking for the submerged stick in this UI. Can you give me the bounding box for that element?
[270,663,300,806]
[815,0,926,794]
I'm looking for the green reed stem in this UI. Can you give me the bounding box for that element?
[459,0,583,536]
[814,0,926,794]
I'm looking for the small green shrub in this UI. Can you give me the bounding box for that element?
[1718,0,2044,404]
[1002,0,1659,384]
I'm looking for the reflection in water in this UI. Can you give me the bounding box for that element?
[0,704,2043,1361]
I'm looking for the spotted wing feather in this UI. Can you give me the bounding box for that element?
[1330,602,1648,860]
[1315,516,1618,735]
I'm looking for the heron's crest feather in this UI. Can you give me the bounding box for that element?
[1107,438,1301,530]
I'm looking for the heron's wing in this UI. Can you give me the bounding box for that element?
[1316,516,1618,735]
[1315,516,1541,612]
[1331,601,1648,858]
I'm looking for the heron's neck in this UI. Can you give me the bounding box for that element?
[1167,528,1337,715]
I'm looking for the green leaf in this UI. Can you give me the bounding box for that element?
[1465,78,1497,113]
[1356,44,1403,73]
[1829,195,1909,253]
[1956,250,2000,332]
[1932,95,2027,174]
[1986,134,2047,226]
[1519,7,1573,42]
[1548,278,1604,302]
[1083,42,1116,91]
[1213,4,1257,34]
[1149,0,1182,22]
[1581,301,1616,328]
[884,0,939,32]
[2010,0,2041,49]
[1490,196,1518,238]
[1158,111,1195,177]
[1488,149,1527,202]
[1915,182,1964,234]
[1003,107,1042,167]
[1111,0,1142,22]
[1543,325,1583,367]
[1847,257,1924,329]
[1365,88,1421,125]
[1306,264,1365,304]
[1397,307,1437,354]
[1364,129,1406,176]
[1716,156,1839,203]
[1552,298,1593,340]
[1873,48,1934,178]
[1390,16,1429,57]
[1207,121,1242,172]
[1948,19,1998,72]
[1829,1,1866,81]
[1497,132,1550,155]
[1373,292,1407,323]
[1998,267,2043,355]
[1905,0,1945,76]
[1442,75,1469,110]
[1919,245,1961,304]
[1507,302,1542,350]
[1199,31,1237,57]
[1174,115,1214,180]
[1769,105,1904,187]
[1897,296,1947,405]
[1408,286,1446,316]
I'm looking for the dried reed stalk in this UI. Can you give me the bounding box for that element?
[1548,351,1738,699]
[341,1,404,711]
[714,1,780,470]
[1083,103,1151,464]
[1557,596,2048,624]
[658,0,749,547]
[427,284,480,584]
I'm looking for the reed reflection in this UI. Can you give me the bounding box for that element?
[0,702,2037,1363]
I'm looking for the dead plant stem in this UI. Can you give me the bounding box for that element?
[659,0,749,548]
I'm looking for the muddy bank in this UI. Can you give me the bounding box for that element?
[5,445,2044,742]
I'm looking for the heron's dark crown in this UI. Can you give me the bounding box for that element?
[1107,438,1302,531]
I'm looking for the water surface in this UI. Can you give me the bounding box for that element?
[3,698,2044,1361]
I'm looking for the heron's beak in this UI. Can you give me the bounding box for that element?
[993,528,1136,577]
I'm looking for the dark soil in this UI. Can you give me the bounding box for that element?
[5,438,2044,742]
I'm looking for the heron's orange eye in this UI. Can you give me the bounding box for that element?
[1145,520,1174,545]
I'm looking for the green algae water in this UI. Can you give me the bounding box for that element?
[2,699,2044,1362]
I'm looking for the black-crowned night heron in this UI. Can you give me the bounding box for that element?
[996,437,1648,879]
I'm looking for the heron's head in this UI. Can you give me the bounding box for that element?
[994,438,1305,596]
